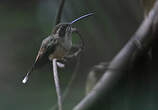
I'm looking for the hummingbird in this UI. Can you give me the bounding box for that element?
[22,13,94,84]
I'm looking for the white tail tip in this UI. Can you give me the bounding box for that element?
[22,76,28,84]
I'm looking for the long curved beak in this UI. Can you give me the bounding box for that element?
[70,12,94,24]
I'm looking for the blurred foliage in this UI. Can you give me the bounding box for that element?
[1,0,158,110]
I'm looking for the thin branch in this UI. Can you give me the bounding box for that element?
[73,1,158,110]
[50,56,81,110]
[55,0,66,25]
[52,59,62,110]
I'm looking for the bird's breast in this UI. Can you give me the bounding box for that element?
[48,45,68,60]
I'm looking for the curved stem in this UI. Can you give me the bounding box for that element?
[55,0,66,25]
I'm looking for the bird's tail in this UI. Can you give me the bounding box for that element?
[22,65,35,84]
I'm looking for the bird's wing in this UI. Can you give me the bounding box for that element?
[35,36,58,63]
[35,46,46,62]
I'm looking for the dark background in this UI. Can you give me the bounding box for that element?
[1,0,157,110]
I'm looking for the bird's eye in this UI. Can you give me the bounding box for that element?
[67,26,71,31]
[59,25,67,37]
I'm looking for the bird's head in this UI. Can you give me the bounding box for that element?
[51,12,94,38]
[52,23,71,38]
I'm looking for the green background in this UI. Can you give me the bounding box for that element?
[1,0,158,110]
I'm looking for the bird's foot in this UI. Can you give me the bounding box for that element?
[57,62,65,68]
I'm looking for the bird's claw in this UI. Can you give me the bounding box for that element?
[57,62,65,68]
